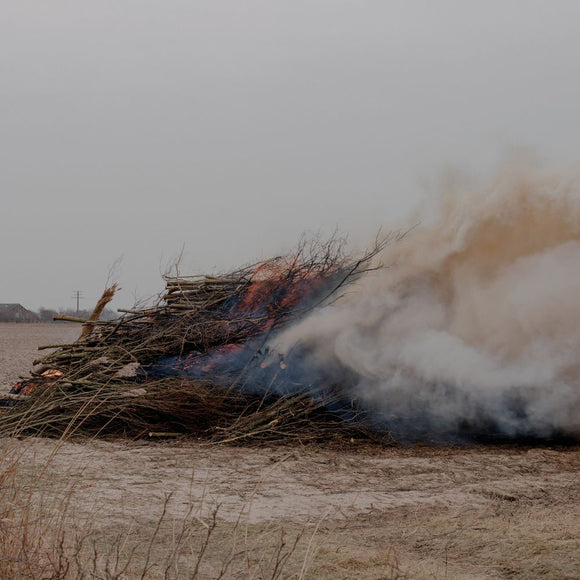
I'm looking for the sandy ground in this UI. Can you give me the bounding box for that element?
[1,324,579,578]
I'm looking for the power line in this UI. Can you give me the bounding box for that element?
[72,290,84,313]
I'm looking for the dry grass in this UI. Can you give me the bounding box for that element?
[1,435,578,579]
[0,437,336,579]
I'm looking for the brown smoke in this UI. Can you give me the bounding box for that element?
[274,160,580,439]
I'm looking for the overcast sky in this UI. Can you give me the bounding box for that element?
[2,1,580,311]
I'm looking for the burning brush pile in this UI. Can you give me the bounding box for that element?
[5,163,580,443]
[0,238,389,443]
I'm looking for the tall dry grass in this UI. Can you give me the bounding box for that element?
[0,437,322,579]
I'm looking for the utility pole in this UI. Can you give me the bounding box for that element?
[72,290,84,313]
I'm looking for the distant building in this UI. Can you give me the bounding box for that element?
[0,303,40,323]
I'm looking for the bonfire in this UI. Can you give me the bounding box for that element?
[0,237,392,443]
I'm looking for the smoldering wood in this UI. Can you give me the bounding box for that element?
[0,236,395,444]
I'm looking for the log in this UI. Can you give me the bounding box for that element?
[53,315,89,323]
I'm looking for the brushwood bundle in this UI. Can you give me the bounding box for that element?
[0,238,391,443]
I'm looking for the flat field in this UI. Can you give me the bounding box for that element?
[0,324,578,578]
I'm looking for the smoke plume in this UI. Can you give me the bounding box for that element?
[272,160,580,440]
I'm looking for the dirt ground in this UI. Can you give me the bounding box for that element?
[1,324,579,578]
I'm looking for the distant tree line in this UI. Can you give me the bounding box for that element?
[37,307,118,323]
[0,304,118,323]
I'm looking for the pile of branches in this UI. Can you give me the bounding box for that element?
[0,237,393,444]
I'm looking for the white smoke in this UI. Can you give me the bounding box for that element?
[273,159,580,439]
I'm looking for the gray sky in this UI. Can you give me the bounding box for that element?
[2,0,580,311]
